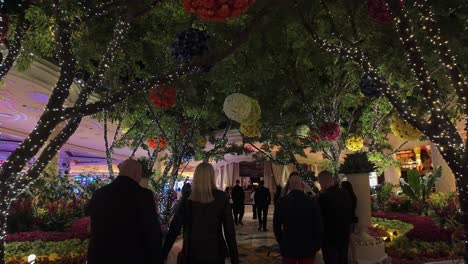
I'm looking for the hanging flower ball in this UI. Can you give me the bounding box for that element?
[296,125,311,138]
[223,93,254,123]
[319,122,341,141]
[241,98,261,125]
[195,135,208,148]
[182,147,195,163]
[149,86,176,109]
[147,136,168,150]
[240,122,261,138]
[0,15,8,43]
[171,28,209,63]
[390,114,422,141]
[368,0,404,25]
[346,135,364,152]
[183,0,256,22]
[359,74,380,97]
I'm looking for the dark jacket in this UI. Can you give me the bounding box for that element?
[274,190,323,258]
[162,189,239,264]
[254,186,271,208]
[231,185,245,206]
[88,176,163,264]
[318,185,353,246]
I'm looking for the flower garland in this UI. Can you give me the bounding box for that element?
[171,28,209,63]
[147,136,168,150]
[183,0,256,22]
[149,86,176,109]
[346,135,364,152]
[359,74,380,97]
[0,15,8,43]
[368,0,405,25]
[240,122,261,138]
[296,125,311,138]
[390,114,422,141]
[319,122,341,141]
[223,93,254,123]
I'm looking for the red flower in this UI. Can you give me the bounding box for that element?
[183,0,255,22]
[368,0,405,25]
[319,122,341,141]
[149,86,176,109]
[147,136,168,150]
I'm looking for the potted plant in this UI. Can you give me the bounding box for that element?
[340,153,388,262]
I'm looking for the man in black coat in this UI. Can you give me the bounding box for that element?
[274,173,323,264]
[318,171,353,264]
[231,180,245,225]
[254,180,271,231]
[87,159,163,264]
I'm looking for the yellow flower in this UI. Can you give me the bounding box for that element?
[240,122,261,138]
[296,125,311,138]
[48,253,60,261]
[390,114,422,141]
[346,135,364,151]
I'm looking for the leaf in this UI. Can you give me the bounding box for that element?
[407,169,422,201]
[399,178,418,202]
[423,166,442,200]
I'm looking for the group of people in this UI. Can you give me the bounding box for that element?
[87,159,356,264]
[227,179,271,231]
[274,171,356,264]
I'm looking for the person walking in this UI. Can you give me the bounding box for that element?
[318,171,353,264]
[254,180,271,231]
[162,163,239,264]
[87,159,163,264]
[231,180,245,225]
[251,187,257,220]
[274,174,323,264]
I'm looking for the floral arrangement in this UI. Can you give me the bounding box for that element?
[171,28,209,63]
[390,114,422,141]
[147,136,168,150]
[319,122,341,141]
[359,74,380,97]
[368,0,404,25]
[223,93,261,124]
[240,122,261,138]
[183,0,256,22]
[345,135,364,151]
[195,135,207,148]
[0,15,8,43]
[149,86,177,109]
[296,125,310,138]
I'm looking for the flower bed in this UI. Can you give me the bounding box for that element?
[5,217,90,263]
[372,211,451,242]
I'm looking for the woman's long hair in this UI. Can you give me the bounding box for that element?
[190,162,216,203]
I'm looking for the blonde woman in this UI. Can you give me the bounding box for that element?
[162,163,239,264]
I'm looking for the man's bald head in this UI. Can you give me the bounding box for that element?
[118,159,143,183]
[318,170,334,191]
[288,173,304,191]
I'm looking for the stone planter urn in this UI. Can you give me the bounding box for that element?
[346,173,390,264]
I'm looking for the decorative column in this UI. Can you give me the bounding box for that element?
[346,173,389,264]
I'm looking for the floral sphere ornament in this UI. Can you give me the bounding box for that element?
[195,135,208,148]
[0,15,8,43]
[183,147,195,163]
[240,122,261,138]
[147,136,168,150]
[319,122,341,141]
[368,0,405,25]
[241,98,261,125]
[296,125,311,138]
[149,86,177,109]
[359,74,381,97]
[346,135,364,152]
[183,0,256,22]
[390,114,422,141]
[171,28,209,63]
[223,93,253,123]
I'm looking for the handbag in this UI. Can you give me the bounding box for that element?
[177,200,192,264]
